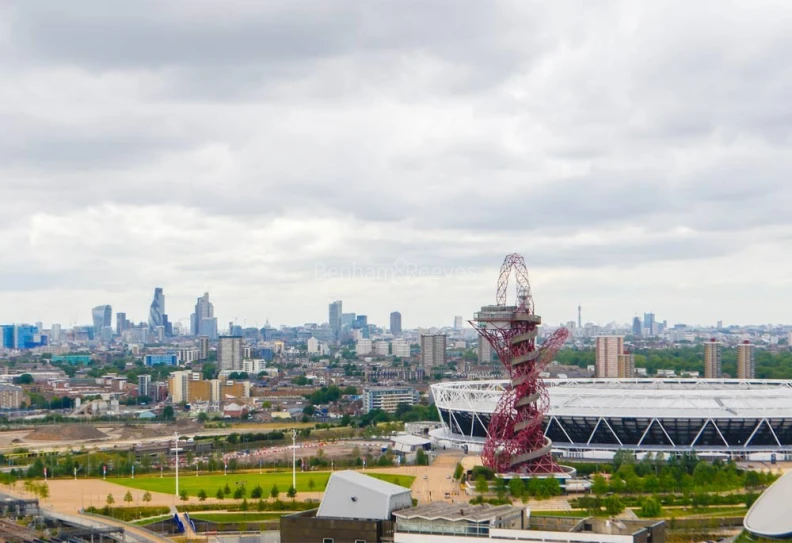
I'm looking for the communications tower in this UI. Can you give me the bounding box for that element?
[470,254,569,474]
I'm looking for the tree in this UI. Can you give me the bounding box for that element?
[124,491,133,505]
[142,491,152,504]
[106,494,115,506]
[251,485,263,499]
[197,412,209,423]
[241,498,249,511]
[39,483,49,500]
[180,489,189,501]
[308,478,316,491]
[14,374,34,385]
[224,483,231,495]
[415,448,429,466]
[509,477,524,499]
[495,477,508,499]
[604,495,624,516]
[216,488,225,500]
[475,475,489,496]
[287,485,297,500]
[591,475,608,496]
[270,484,280,500]
[640,497,662,518]
[198,489,207,502]
[162,405,175,420]
[233,486,246,500]
[454,463,464,481]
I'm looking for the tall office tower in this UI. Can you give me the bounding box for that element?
[341,312,355,329]
[420,334,447,369]
[92,305,112,333]
[138,374,151,398]
[617,352,635,378]
[390,311,402,335]
[329,300,343,342]
[148,288,165,330]
[116,312,128,335]
[454,316,463,330]
[632,317,642,337]
[717,320,723,329]
[643,313,656,336]
[595,336,624,378]
[192,292,214,335]
[577,305,582,329]
[50,323,61,343]
[218,336,244,372]
[199,317,218,340]
[704,338,721,378]
[478,339,493,364]
[737,341,756,379]
[198,336,209,360]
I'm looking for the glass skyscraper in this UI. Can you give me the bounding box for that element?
[149,288,165,330]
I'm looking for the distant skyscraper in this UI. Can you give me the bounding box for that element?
[218,336,243,372]
[453,316,463,330]
[192,292,214,335]
[643,313,656,336]
[92,305,112,334]
[390,312,402,335]
[329,300,343,342]
[737,341,755,379]
[199,318,218,340]
[632,317,642,337]
[50,323,61,343]
[420,334,447,369]
[577,305,582,329]
[149,288,165,331]
[595,336,624,378]
[116,312,128,335]
[704,338,721,378]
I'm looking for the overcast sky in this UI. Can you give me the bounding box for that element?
[2,1,792,330]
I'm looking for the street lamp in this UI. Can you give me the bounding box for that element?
[174,432,179,497]
[292,428,297,492]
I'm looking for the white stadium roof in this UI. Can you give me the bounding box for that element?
[432,379,792,419]
[744,470,792,538]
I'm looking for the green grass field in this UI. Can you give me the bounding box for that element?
[112,471,414,496]
[132,515,173,526]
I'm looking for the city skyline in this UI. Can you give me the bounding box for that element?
[3,2,792,328]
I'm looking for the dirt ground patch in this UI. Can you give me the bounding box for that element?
[25,425,107,441]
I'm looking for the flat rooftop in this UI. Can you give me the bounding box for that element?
[394,502,521,523]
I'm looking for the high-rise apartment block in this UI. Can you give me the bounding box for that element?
[737,341,755,379]
[356,338,372,356]
[478,339,493,364]
[0,384,23,409]
[420,334,447,369]
[392,339,410,358]
[218,336,244,372]
[617,352,635,378]
[363,386,419,414]
[595,336,624,378]
[138,374,151,398]
[329,301,343,342]
[454,316,463,330]
[704,339,721,379]
[390,311,402,335]
[198,336,209,360]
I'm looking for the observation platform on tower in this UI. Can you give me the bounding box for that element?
[474,305,542,325]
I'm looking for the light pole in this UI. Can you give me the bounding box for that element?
[292,428,297,492]
[174,432,179,498]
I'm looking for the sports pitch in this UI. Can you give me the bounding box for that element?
[111,470,414,496]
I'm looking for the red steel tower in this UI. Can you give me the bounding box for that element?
[470,253,569,474]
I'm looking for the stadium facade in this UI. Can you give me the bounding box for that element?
[431,379,792,461]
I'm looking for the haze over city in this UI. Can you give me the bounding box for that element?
[3,1,792,327]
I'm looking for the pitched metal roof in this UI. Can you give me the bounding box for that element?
[316,471,413,521]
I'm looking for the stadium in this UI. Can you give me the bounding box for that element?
[430,378,792,461]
